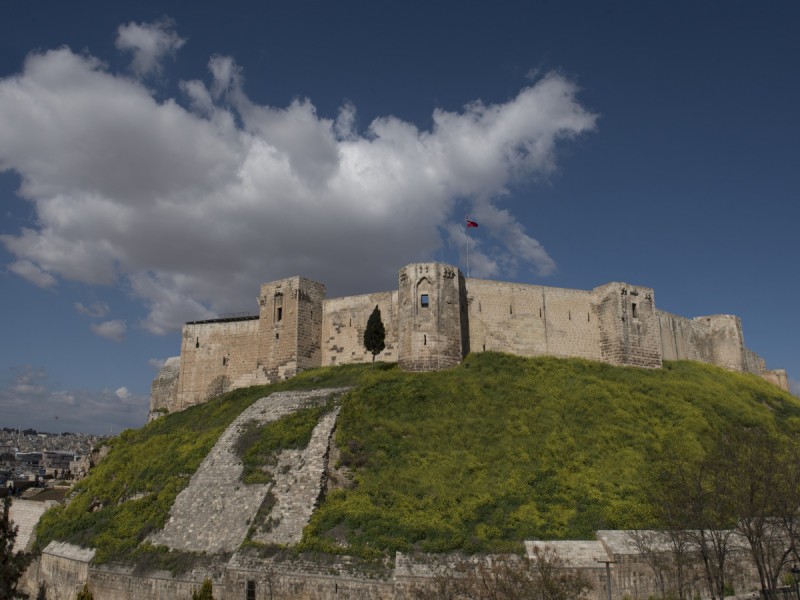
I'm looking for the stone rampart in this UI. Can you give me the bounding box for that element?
[655,310,768,376]
[178,316,261,410]
[152,263,787,416]
[149,356,180,417]
[321,291,398,366]
[465,279,603,361]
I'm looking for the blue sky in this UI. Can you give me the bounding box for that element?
[1,1,798,433]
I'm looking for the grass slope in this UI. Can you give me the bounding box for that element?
[35,353,800,565]
[300,353,800,557]
[34,363,379,563]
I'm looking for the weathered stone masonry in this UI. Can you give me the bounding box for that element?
[151,262,787,416]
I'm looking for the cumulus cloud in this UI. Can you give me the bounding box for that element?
[0,36,596,334]
[75,301,110,318]
[0,366,147,433]
[90,320,127,342]
[115,19,186,77]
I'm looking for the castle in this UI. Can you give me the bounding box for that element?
[150,262,788,416]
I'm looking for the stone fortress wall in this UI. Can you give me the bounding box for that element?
[151,262,787,416]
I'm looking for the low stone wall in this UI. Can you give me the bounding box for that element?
[37,542,95,600]
[226,552,395,600]
[88,563,225,600]
[30,532,771,600]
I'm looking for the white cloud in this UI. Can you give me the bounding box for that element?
[8,260,56,288]
[90,320,127,342]
[75,301,110,318]
[115,19,186,77]
[0,366,147,433]
[0,38,596,334]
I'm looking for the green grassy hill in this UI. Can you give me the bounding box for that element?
[35,353,800,565]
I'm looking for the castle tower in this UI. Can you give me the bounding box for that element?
[257,276,325,380]
[397,263,465,371]
[703,314,748,372]
[594,282,662,368]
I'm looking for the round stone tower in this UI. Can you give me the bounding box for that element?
[397,262,465,371]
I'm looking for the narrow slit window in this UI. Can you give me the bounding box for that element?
[632,303,638,318]
[195,337,199,348]
[420,294,429,308]
[510,305,513,314]
[274,292,284,322]
[424,334,427,345]
[569,310,572,320]
[246,581,256,600]
[588,313,591,322]
[539,307,542,318]
[222,356,228,366]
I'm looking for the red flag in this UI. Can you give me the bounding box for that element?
[466,219,479,228]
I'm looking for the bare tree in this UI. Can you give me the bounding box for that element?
[412,548,593,600]
[627,530,672,599]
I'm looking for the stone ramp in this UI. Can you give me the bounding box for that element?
[9,499,52,551]
[252,407,340,545]
[149,388,348,553]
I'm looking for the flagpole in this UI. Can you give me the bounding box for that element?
[467,230,470,278]
[465,217,478,278]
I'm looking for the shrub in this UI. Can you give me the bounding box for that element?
[192,578,214,600]
[75,582,93,600]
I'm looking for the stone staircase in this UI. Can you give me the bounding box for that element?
[148,388,348,553]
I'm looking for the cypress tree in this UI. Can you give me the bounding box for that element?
[363,305,386,366]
